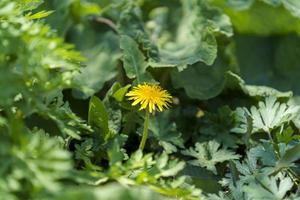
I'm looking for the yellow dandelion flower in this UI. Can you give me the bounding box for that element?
[126,83,172,113]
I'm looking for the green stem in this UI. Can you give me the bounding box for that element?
[139,111,150,151]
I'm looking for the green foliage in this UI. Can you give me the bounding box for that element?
[182,140,240,174]
[243,96,300,133]
[3,0,300,199]
[213,0,300,35]
[148,112,184,153]
[51,183,168,200]
[120,35,148,83]
[148,0,232,69]
[88,96,111,142]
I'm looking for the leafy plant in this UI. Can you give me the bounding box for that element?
[3,0,300,199]
[182,141,240,174]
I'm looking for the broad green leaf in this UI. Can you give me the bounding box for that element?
[213,0,300,35]
[149,0,231,69]
[120,35,148,83]
[171,55,230,100]
[112,84,131,102]
[229,35,300,95]
[73,46,119,99]
[118,0,231,70]
[118,3,159,61]
[68,20,120,98]
[88,96,112,142]
[224,72,293,98]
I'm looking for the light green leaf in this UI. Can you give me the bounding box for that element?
[71,0,101,18]
[26,10,54,20]
[243,174,293,200]
[282,0,300,18]
[53,183,167,200]
[112,84,131,102]
[0,2,15,16]
[182,140,240,174]
[244,96,299,133]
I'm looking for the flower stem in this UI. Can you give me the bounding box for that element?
[139,111,150,151]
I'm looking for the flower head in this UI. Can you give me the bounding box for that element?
[126,83,172,113]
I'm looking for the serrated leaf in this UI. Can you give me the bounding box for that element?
[182,140,240,174]
[148,112,184,153]
[107,135,127,165]
[276,143,300,170]
[244,96,299,133]
[243,174,293,200]
[200,106,239,148]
